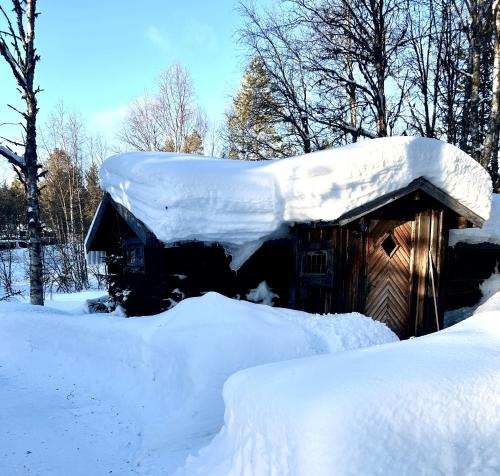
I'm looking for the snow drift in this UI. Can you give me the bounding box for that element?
[100,136,492,268]
[178,309,500,476]
[0,293,396,475]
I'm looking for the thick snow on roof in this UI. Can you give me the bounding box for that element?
[101,136,492,266]
[178,306,500,476]
[450,193,500,246]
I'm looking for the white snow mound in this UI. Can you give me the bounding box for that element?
[100,137,492,267]
[0,292,396,475]
[178,310,500,476]
[450,193,500,246]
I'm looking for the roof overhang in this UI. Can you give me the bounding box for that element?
[85,193,159,252]
[335,177,485,227]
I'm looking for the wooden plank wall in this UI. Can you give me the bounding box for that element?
[411,209,447,336]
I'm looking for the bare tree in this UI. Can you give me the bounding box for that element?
[402,0,444,137]
[119,64,208,153]
[298,0,409,138]
[40,106,94,291]
[119,95,164,151]
[457,0,495,158]
[0,0,43,305]
[239,2,321,153]
[0,246,21,300]
[481,0,500,184]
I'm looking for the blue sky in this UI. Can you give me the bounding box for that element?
[0,0,273,180]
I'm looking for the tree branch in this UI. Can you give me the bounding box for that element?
[0,143,25,168]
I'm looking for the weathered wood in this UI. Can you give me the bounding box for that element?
[363,219,413,338]
[335,177,484,227]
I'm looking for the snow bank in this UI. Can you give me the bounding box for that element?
[0,293,396,474]
[450,193,500,246]
[100,137,491,268]
[179,310,500,475]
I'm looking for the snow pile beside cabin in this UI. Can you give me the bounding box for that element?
[0,293,397,475]
[100,136,491,268]
[450,192,500,246]
[178,309,500,476]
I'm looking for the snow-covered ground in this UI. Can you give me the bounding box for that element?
[2,244,500,475]
[0,293,396,475]
[179,301,500,476]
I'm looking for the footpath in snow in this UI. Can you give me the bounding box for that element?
[0,293,396,475]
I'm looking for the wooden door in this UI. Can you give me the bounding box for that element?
[364,219,414,338]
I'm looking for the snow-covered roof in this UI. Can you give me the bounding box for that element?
[450,193,500,247]
[100,136,492,267]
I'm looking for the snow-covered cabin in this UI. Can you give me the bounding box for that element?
[85,137,492,338]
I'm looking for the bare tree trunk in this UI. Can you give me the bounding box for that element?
[469,0,483,158]
[25,102,44,304]
[0,0,43,305]
[482,0,500,182]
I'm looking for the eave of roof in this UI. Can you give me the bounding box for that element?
[335,177,484,227]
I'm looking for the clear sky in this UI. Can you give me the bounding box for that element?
[0,0,272,181]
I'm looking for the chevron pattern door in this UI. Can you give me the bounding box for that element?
[364,219,414,338]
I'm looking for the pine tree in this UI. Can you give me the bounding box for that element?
[41,148,88,291]
[182,129,204,154]
[0,179,25,239]
[84,161,103,229]
[226,58,285,160]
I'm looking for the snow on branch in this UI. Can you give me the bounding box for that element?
[0,33,27,91]
[0,144,25,167]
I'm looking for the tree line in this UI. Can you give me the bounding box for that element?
[224,0,499,185]
[121,0,498,181]
[0,105,105,294]
[0,0,498,303]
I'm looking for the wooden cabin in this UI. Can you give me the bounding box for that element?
[291,177,485,338]
[86,176,485,339]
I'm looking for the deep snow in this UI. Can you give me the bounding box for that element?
[178,305,500,476]
[0,292,396,475]
[100,136,492,268]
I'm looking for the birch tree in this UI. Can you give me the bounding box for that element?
[119,64,208,153]
[0,0,43,305]
[481,0,500,184]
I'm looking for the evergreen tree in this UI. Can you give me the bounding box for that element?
[84,161,103,229]
[40,148,88,291]
[226,58,285,160]
[182,129,204,154]
[0,180,25,239]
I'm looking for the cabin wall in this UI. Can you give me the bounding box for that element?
[109,239,295,316]
[293,201,452,338]
[293,225,363,315]
[446,244,500,309]
[411,209,448,336]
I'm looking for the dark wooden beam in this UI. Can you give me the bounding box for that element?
[108,195,159,246]
[335,178,485,227]
[84,194,110,252]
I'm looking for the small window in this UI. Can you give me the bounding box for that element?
[126,245,144,268]
[381,234,399,258]
[302,251,328,275]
